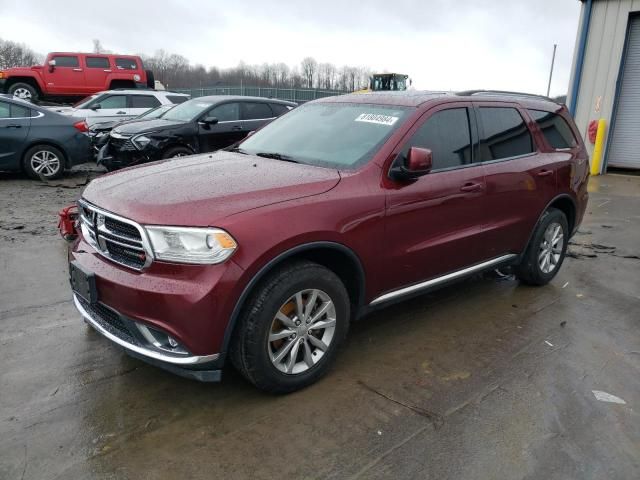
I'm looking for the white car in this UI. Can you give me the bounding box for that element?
[50,89,190,126]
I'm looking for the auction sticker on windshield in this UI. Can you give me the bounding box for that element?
[355,113,399,126]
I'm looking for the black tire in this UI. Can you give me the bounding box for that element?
[23,144,65,180]
[162,146,192,159]
[145,70,155,89]
[8,82,38,102]
[515,208,569,286]
[231,261,350,394]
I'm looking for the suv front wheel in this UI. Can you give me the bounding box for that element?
[516,208,568,286]
[231,261,350,393]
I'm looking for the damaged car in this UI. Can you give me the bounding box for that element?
[97,95,296,170]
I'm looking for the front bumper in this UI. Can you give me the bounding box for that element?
[70,230,246,381]
[73,293,223,381]
[98,140,152,170]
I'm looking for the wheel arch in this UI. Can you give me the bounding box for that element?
[220,241,366,356]
[5,77,43,96]
[521,194,577,260]
[161,143,196,157]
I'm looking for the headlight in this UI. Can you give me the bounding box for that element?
[145,226,237,264]
[131,134,152,150]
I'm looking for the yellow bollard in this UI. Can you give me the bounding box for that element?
[590,119,606,176]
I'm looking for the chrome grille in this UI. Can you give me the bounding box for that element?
[79,200,153,270]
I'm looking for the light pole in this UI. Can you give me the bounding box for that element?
[546,44,557,97]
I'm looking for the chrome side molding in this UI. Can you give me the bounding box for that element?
[369,254,518,306]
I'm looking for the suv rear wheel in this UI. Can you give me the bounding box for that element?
[516,208,568,286]
[231,261,350,393]
[9,82,38,102]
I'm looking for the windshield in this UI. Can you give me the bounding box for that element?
[73,94,98,108]
[137,104,174,119]
[238,103,410,169]
[162,99,213,122]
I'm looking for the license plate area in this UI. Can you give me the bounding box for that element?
[70,261,98,304]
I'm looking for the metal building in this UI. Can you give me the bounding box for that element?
[568,0,640,171]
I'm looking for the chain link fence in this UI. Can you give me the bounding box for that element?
[172,86,349,103]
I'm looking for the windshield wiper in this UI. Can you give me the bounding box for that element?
[254,152,299,163]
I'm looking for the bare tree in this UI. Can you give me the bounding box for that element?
[0,38,42,69]
[301,57,317,89]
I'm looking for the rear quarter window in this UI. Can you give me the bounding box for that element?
[270,103,291,116]
[115,58,138,70]
[527,109,577,149]
[166,95,189,104]
[477,107,534,161]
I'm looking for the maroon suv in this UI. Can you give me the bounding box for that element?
[69,90,589,393]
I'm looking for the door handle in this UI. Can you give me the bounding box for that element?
[73,68,83,72]
[103,69,112,72]
[537,169,553,177]
[460,182,483,192]
[231,126,243,131]
[4,124,22,129]
[116,111,126,114]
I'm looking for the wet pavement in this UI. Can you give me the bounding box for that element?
[1,169,639,479]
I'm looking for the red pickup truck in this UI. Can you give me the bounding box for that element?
[0,52,154,103]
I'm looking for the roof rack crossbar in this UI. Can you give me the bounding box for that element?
[457,90,557,103]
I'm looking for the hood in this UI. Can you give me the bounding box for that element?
[113,118,186,135]
[82,151,341,226]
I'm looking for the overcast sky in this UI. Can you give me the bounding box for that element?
[0,0,581,96]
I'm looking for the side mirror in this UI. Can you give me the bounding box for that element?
[48,59,56,72]
[90,104,101,111]
[198,116,218,127]
[389,147,432,181]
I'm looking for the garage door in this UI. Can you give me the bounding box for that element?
[608,15,640,169]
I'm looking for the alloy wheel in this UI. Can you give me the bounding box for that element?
[538,222,564,274]
[30,150,61,178]
[268,289,337,375]
[13,88,32,100]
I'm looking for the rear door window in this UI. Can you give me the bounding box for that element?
[209,103,240,122]
[477,107,534,161]
[0,101,10,118]
[115,58,138,70]
[130,95,161,108]
[86,57,110,69]
[527,109,577,149]
[242,102,274,120]
[52,55,79,67]
[400,107,473,170]
[11,103,30,117]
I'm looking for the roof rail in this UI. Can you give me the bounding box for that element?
[457,90,557,103]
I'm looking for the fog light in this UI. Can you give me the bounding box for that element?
[136,324,189,355]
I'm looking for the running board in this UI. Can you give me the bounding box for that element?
[369,254,518,306]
